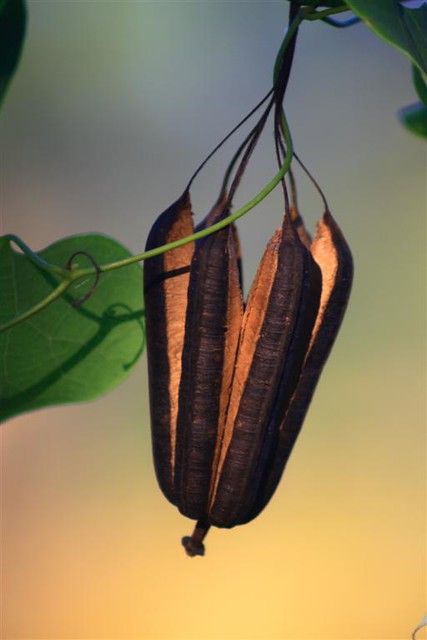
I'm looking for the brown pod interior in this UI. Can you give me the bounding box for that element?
[143,191,195,505]
[174,211,243,519]
[245,209,354,522]
[208,212,321,527]
[236,227,321,525]
[145,193,353,555]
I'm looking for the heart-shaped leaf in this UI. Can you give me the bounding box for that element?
[0,0,26,107]
[0,234,145,422]
[345,0,427,75]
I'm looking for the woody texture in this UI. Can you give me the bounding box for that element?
[143,3,353,557]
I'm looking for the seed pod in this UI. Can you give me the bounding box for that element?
[174,208,243,520]
[290,204,311,249]
[244,209,354,522]
[144,194,352,557]
[208,212,322,527]
[143,191,195,505]
[196,193,243,292]
[235,220,322,524]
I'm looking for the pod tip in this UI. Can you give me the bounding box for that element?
[181,536,205,557]
[181,519,210,557]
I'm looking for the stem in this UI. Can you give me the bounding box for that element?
[0,279,71,332]
[273,7,305,84]
[219,101,273,200]
[304,5,349,21]
[293,151,329,211]
[1,8,303,334]
[4,234,68,278]
[0,117,294,334]
[76,119,293,280]
[288,168,299,210]
[181,519,211,557]
[186,88,273,191]
[227,100,273,206]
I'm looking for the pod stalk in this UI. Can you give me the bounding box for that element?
[181,519,211,557]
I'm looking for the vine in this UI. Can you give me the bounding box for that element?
[0,0,426,422]
[0,2,337,334]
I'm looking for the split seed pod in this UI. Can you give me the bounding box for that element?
[144,193,353,556]
[143,191,194,505]
[174,197,243,521]
[242,207,354,522]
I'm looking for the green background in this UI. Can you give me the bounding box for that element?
[0,1,425,638]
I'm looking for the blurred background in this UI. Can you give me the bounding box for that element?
[0,1,425,638]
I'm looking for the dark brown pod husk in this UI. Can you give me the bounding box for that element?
[143,191,195,505]
[243,208,354,523]
[290,204,311,249]
[235,222,322,525]
[196,192,243,292]
[145,193,353,555]
[208,212,321,528]
[174,208,243,520]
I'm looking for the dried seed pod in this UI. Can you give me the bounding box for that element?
[196,193,243,292]
[174,216,243,520]
[143,191,195,505]
[208,212,321,528]
[244,209,353,522]
[236,221,322,524]
[145,193,352,556]
[290,204,311,249]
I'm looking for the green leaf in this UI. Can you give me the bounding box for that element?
[345,0,427,75]
[398,60,427,137]
[0,0,26,107]
[0,234,145,422]
[399,100,427,137]
[412,63,427,104]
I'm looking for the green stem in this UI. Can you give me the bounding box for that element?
[304,5,349,21]
[74,113,294,280]
[1,8,304,334]
[4,234,68,278]
[0,118,293,333]
[0,279,71,332]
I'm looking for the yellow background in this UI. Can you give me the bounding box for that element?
[0,2,425,638]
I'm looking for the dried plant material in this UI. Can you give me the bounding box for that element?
[236,223,322,525]
[174,223,243,519]
[208,229,281,512]
[143,191,194,504]
[290,204,311,249]
[211,235,245,501]
[209,213,321,527]
[246,210,353,521]
[196,193,244,292]
[144,194,353,556]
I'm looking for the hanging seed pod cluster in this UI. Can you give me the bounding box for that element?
[143,4,353,556]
